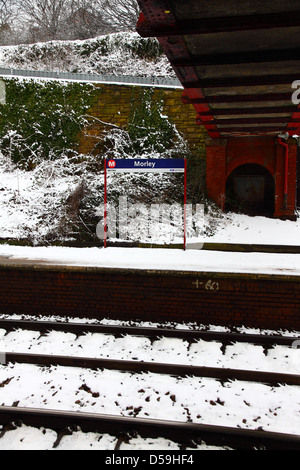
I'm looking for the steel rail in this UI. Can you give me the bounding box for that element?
[0,405,299,450]
[3,351,300,386]
[0,318,296,347]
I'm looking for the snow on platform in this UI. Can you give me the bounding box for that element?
[0,244,299,277]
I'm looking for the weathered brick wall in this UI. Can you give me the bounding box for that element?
[206,136,298,219]
[206,138,227,210]
[78,84,208,155]
[0,264,299,331]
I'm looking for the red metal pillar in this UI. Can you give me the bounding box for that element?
[104,159,107,248]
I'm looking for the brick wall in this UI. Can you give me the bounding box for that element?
[78,84,208,155]
[1,264,300,331]
[206,136,298,219]
[206,139,227,210]
[275,139,297,218]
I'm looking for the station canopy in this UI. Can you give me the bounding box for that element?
[137,0,300,138]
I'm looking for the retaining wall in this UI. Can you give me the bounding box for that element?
[0,263,299,331]
[78,83,208,154]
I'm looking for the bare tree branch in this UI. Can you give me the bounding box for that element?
[100,0,140,32]
[19,0,73,41]
[3,0,141,44]
[64,0,110,40]
[0,0,17,44]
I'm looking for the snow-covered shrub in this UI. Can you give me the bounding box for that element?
[0,78,98,168]
[0,32,174,77]
[127,88,178,155]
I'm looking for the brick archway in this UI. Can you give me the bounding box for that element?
[225,163,275,216]
[206,136,297,220]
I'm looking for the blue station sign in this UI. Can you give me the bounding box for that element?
[106,158,185,173]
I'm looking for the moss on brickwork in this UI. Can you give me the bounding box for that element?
[79,83,208,157]
[127,87,176,154]
[0,78,98,167]
[0,79,207,168]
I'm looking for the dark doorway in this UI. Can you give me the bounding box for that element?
[225,164,275,216]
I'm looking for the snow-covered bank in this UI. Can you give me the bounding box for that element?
[205,213,300,246]
[0,32,175,79]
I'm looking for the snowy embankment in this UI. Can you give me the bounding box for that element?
[0,32,176,79]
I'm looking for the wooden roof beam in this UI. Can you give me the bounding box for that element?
[137,11,300,37]
[173,48,300,67]
[208,126,299,133]
[201,117,300,125]
[182,93,293,104]
[184,74,300,89]
[197,106,297,116]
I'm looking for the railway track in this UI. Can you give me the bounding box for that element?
[0,405,300,450]
[3,351,300,387]
[0,317,299,385]
[0,317,299,449]
[0,317,296,347]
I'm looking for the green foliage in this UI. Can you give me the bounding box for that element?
[0,78,98,168]
[77,37,111,57]
[124,37,163,61]
[77,34,163,62]
[127,88,176,155]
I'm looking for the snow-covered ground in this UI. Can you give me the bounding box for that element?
[0,315,299,450]
[0,423,201,450]
[202,213,300,247]
[1,245,300,278]
[0,153,85,241]
[1,322,299,373]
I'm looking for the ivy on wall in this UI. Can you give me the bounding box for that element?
[0,78,99,168]
[128,87,183,155]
